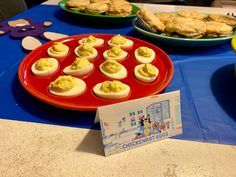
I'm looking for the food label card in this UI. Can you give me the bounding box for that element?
[96,90,182,156]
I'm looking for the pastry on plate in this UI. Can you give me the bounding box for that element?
[177,10,207,21]
[165,17,206,38]
[205,21,233,37]
[137,7,165,32]
[66,0,90,11]
[154,12,178,25]
[106,0,132,16]
[208,14,236,27]
[85,2,108,14]
[90,0,110,4]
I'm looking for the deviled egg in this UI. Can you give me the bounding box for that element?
[63,57,94,76]
[134,46,155,63]
[31,58,59,76]
[108,34,133,49]
[99,59,127,79]
[93,80,130,99]
[103,46,128,61]
[47,42,69,58]
[74,44,98,60]
[48,75,86,97]
[78,35,104,47]
[134,63,159,83]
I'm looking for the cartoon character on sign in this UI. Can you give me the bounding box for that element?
[0,18,67,51]
[140,114,151,137]
[152,121,160,133]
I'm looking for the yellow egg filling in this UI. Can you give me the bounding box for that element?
[100,80,126,93]
[107,46,123,57]
[138,64,157,77]
[76,44,94,57]
[35,58,53,71]
[101,59,121,74]
[50,42,68,54]
[49,75,75,92]
[70,58,91,70]
[111,35,127,45]
[137,47,152,57]
[82,35,96,43]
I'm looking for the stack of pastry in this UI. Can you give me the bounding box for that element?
[138,7,236,38]
[66,0,132,16]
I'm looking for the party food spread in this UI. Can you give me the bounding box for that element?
[137,7,236,38]
[65,0,132,16]
[18,34,173,110]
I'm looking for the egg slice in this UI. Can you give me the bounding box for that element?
[47,42,69,58]
[134,63,159,83]
[99,59,127,79]
[78,35,104,47]
[108,34,133,49]
[134,46,155,63]
[93,80,130,99]
[74,44,98,60]
[48,75,86,97]
[103,46,128,61]
[63,58,94,76]
[31,58,59,76]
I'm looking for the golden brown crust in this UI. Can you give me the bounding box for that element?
[165,17,206,38]
[90,0,110,3]
[208,14,236,26]
[66,0,90,10]
[154,12,178,25]
[107,0,132,16]
[177,10,207,21]
[85,3,108,13]
[138,8,165,32]
[205,21,233,37]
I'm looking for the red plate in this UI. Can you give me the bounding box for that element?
[18,34,174,111]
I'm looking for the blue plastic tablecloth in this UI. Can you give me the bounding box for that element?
[0,5,236,145]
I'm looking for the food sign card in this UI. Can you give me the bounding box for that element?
[96,90,182,156]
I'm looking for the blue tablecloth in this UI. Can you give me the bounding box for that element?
[0,5,236,145]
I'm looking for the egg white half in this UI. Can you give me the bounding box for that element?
[134,64,159,83]
[78,38,104,47]
[74,46,98,60]
[99,63,127,79]
[63,63,94,76]
[48,77,86,97]
[31,58,59,76]
[134,48,155,63]
[107,38,134,49]
[47,46,69,58]
[93,82,130,99]
[103,50,128,61]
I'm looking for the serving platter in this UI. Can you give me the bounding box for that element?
[133,18,236,47]
[58,0,140,24]
[18,34,174,111]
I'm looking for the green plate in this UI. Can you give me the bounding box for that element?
[58,0,140,24]
[133,18,236,47]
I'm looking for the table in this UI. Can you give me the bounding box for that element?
[0,1,236,176]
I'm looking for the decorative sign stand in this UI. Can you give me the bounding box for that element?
[96,90,182,156]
